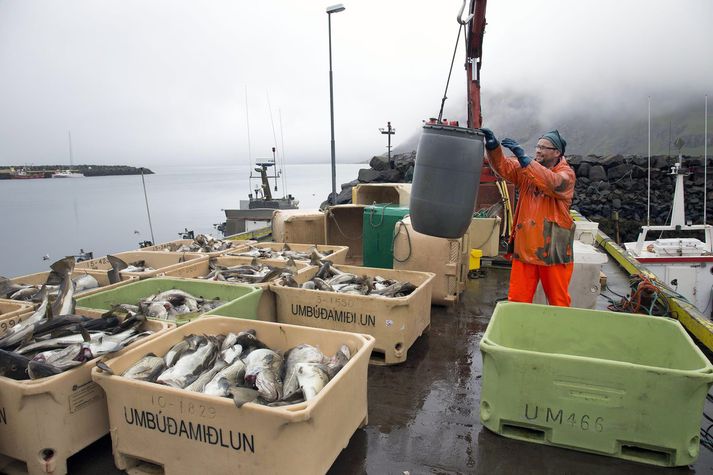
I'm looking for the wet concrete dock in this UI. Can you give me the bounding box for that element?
[11,260,713,475]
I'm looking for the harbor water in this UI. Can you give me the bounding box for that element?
[0,163,363,277]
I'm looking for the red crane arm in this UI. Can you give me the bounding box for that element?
[466,0,487,129]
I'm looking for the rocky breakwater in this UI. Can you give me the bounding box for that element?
[321,151,712,245]
[569,154,712,243]
[321,152,415,208]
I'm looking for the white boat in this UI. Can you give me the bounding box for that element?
[52,170,84,178]
[624,148,713,316]
[53,131,84,178]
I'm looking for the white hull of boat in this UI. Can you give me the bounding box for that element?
[624,241,713,315]
[52,171,84,178]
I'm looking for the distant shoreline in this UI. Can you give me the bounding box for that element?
[0,165,154,179]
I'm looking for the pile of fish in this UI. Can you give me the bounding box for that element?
[169,234,235,253]
[0,262,154,380]
[232,244,335,262]
[105,290,227,321]
[109,330,352,408]
[280,260,417,297]
[107,255,156,282]
[0,257,99,301]
[199,257,298,284]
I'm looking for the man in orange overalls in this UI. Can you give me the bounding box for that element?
[479,128,575,306]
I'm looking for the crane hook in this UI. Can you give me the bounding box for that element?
[457,0,474,25]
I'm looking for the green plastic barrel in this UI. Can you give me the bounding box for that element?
[362,204,410,269]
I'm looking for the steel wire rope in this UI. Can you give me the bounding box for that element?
[326,209,363,240]
[392,220,412,263]
[469,218,500,250]
[368,202,393,228]
[436,22,466,123]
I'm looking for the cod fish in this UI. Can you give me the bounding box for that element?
[282,344,329,399]
[244,348,283,402]
[107,255,128,284]
[164,335,204,367]
[49,256,76,317]
[228,387,260,408]
[157,337,219,388]
[185,358,228,392]
[295,363,330,401]
[0,286,50,349]
[0,349,32,379]
[31,344,90,372]
[123,353,167,382]
[73,273,99,292]
[203,359,247,397]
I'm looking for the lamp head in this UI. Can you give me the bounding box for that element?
[326,4,345,14]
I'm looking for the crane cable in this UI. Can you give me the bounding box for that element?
[437,1,474,123]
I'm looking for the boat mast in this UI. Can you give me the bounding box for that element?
[647,97,651,226]
[670,138,687,227]
[279,109,288,195]
[705,94,709,225]
[68,130,74,169]
[245,86,254,194]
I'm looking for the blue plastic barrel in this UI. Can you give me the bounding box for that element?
[409,125,484,238]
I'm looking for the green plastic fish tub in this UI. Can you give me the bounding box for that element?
[0,312,172,475]
[479,302,713,467]
[75,277,262,326]
[161,257,315,323]
[91,317,375,475]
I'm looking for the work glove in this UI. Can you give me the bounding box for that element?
[479,128,499,151]
[501,138,532,167]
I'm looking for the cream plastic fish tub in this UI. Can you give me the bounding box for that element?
[3,270,138,310]
[225,241,349,265]
[270,265,434,365]
[393,216,467,306]
[161,256,315,322]
[0,301,34,332]
[0,314,172,475]
[138,239,251,256]
[75,251,208,280]
[91,317,374,475]
[271,209,326,245]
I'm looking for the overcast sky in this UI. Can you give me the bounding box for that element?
[0,0,710,167]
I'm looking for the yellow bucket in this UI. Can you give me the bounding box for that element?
[469,249,483,270]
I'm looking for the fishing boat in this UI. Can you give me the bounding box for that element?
[11,168,44,179]
[623,140,713,316]
[221,147,299,236]
[52,131,84,178]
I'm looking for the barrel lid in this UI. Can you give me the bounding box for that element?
[422,124,484,136]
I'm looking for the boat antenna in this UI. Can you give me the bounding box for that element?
[139,168,155,244]
[706,94,709,225]
[278,108,287,195]
[68,130,74,169]
[244,85,253,185]
[266,91,281,193]
[647,96,651,226]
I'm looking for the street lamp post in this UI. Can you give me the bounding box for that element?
[326,3,345,205]
[379,121,396,168]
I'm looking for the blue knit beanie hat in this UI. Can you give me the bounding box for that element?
[540,130,566,155]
